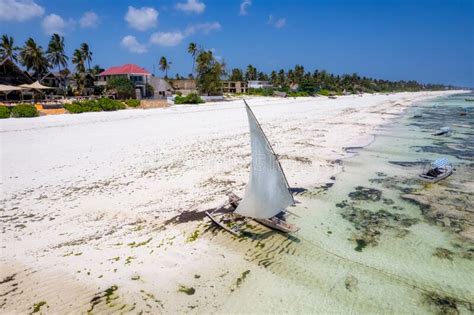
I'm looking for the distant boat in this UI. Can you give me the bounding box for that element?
[465,98,474,102]
[206,100,299,235]
[418,158,453,183]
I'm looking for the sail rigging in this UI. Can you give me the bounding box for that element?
[234,101,294,219]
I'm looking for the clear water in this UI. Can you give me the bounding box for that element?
[208,93,474,314]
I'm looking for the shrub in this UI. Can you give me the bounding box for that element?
[247,88,274,96]
[125,99,141,108]
[64,103,86,113]
[288,91,309,97]
[97,98,125,111]
[174,93,205,105]
[318,89,330,96]
[11,104,38,118]
[65,98,125,114]
[0,106,10,119]
[106,77,135,99]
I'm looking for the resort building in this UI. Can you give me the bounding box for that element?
[97,64,151,98]
[169,79,197,95]
[149,76,174,98]
[222,81,248,94]
[0,57,33,86]
[248,80,273,89]
[39,72,67,94]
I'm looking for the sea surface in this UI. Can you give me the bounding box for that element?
[208,93,474,314]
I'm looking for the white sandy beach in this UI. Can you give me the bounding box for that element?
[0,91,463,313]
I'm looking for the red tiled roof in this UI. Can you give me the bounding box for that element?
[100,64,150,76]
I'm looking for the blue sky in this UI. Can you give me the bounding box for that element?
[1,0,473,87]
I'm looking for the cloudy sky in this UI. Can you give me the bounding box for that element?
[0,0,473,86]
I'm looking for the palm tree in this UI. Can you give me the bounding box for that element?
[0,34,19,61]
[72,49,85,94]
[90,65,104,76]
[80,43,92,72]
[19,38,49,79]
[159,56,170,78]
[72,49,85,73]
[187,42,198,74]
[47,33,68,90]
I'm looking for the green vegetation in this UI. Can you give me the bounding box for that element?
[32,301,48,313]
[178,285,196,295]
[186,229,200,242]
[11,104,38,117]
[246,88,274,96]
[236,270,251,287]
[125,256,136,265]
[195,50,225,95]
[318,89,330,96]
[0,105,10,119]
[159,56,171,78]
[64,98,125,114]
[174,93,205,105]
[355,239,368,252]
[88,285,119,313]
[106,77,135,99]
[236,63,453,95]
[128,238,152,248]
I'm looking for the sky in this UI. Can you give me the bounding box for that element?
[1,0,473,87]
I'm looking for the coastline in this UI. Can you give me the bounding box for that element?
[0,90,467,313]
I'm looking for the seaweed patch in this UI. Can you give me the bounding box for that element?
[177,285,195,295]
[348,186,382,201]
[339,199,420,251]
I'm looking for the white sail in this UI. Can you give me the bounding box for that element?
[234,102,294,219]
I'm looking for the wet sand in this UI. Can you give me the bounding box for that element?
[0,91,468,313]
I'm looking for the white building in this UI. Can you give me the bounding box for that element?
[248,80,273,89]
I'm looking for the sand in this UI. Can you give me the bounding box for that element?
[0,91,463,313]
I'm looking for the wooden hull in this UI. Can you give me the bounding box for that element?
[206,193,299,236]
[205,211,240,236]
[418,166,453,183]
[254,218,299,233]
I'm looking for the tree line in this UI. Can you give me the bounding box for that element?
[0,33,102,94]
[228,64,451,94]
[160,43,452,95]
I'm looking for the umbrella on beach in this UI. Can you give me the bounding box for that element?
[20,81,54,90]
[0,84,27,101]
[0,84,26,93]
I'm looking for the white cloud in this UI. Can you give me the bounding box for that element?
[148,21,220,47]
[0,0,44,22]
[239,0,251,15]
[267,14,286,28]
[175,0,205,14]
[274,18,286,28]
[79,11,99,28]
[42,14,69,35]
[121,35,148,54]
[125,6,158,31]
[149,31,185,47]
[185,22,221,35]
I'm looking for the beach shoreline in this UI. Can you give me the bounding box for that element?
[0,90,468,313]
